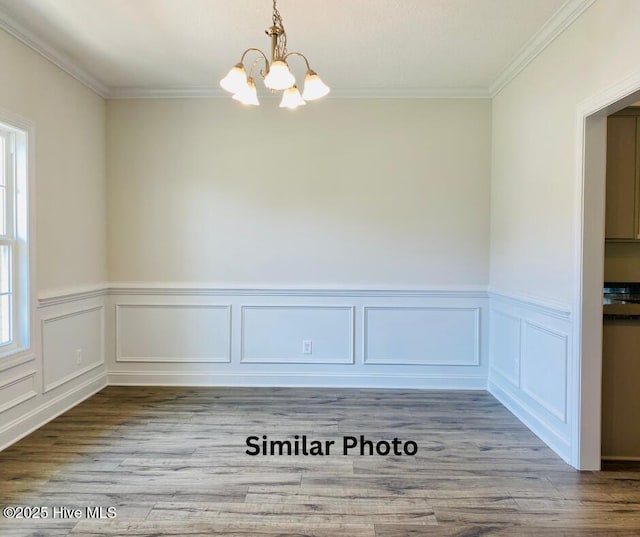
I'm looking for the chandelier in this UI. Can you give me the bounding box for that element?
[219,0,330,109]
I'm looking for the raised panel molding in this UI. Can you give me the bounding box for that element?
[41,306,105,393]
[44,361,104,394]
[241,305,355,364]
[116,304,231,363]
[0,352,36,374]
[521,321,569,423]
[0,372,107,452]
[363,307,480,366]
[489,309,521,387]
[0,369,37,414]
[487,291,573,465]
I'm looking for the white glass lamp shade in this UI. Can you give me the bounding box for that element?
[232,77,260,106]
[279,86,306,109]
[220,63,248,94]
[302,71,330,100]
[264,60,296,90]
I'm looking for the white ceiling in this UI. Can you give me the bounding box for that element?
[0,0,594,98]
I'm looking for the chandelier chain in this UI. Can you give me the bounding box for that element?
[272,0,287,59]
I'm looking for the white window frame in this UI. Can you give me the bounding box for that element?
[0,126,16,348]
[0,113,32,361]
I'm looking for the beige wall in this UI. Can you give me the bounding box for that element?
[107,98,491,287]
[0,29,106,293]
[490,0,640,303]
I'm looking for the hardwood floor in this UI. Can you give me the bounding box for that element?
[1,387,640,536]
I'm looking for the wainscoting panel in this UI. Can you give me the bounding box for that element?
[241,306,354,364]
[522,321,568,422]
[489,309,521,387]
[488,291,572,464]
[42,305,105,393]
[363,307,479,365]
[116,304,231,363]
[1,287,108,452]
[1,284,584,471]
[107,287,489,389]
[0,367,37,414]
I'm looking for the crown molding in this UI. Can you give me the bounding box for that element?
[107,86,491,100]
[489,0,596,97]
[322,87,492,99]
[0,9,109,98]
[0,0,594,102]
[107,87,227,99]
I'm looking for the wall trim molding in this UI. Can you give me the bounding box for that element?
[108,371,488,390]
[0,372,107,452]
[38,283,109,308]
[108,283,489,299]
[0,369,37,414]
[0,1,593,101]
[488,298,572,465]
[489,289,572,320]
[0,352,36,374]
[489,366,518,392]
[43,361,104,395]
[362,306,481,366]
[521,320,569,423]
[0,10,109,98]
[489,309,521,387]
[41,305,106,393]
[107,86,492,100]
[38,283,489,303]
[488,379,571,464]
[115,303,232,363]
[7,281,580,468]
[240,305,355,365]
[489,0,596,96]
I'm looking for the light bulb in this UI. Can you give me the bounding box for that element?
[264,60,296,91]
[232,77,260,106]
[279,86,306,109]
[302,70,330,101]
[220,63,248,94]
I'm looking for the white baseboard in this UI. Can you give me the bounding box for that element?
[0,373,107,451]
[108,371,487,390]
[488,379,570,464]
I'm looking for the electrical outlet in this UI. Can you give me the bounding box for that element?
[302,340,312,355]
[76,349,83,365]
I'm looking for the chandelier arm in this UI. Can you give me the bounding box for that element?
[248,56,268,79]
[240,48,271,72]
[283,52,311,72]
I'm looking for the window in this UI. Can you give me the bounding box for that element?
[0,121,29,356]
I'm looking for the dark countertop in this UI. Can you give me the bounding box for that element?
[603,302,640,319]
[604,282,640,319]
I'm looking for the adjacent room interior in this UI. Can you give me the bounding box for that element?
[2,0,640,534]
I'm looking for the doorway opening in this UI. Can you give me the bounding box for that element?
[578,80,640,470]
[601,105,640,466]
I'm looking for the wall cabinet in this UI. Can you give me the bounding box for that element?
[605,109,640,240]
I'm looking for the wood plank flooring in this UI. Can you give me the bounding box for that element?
[1,387,640,536]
